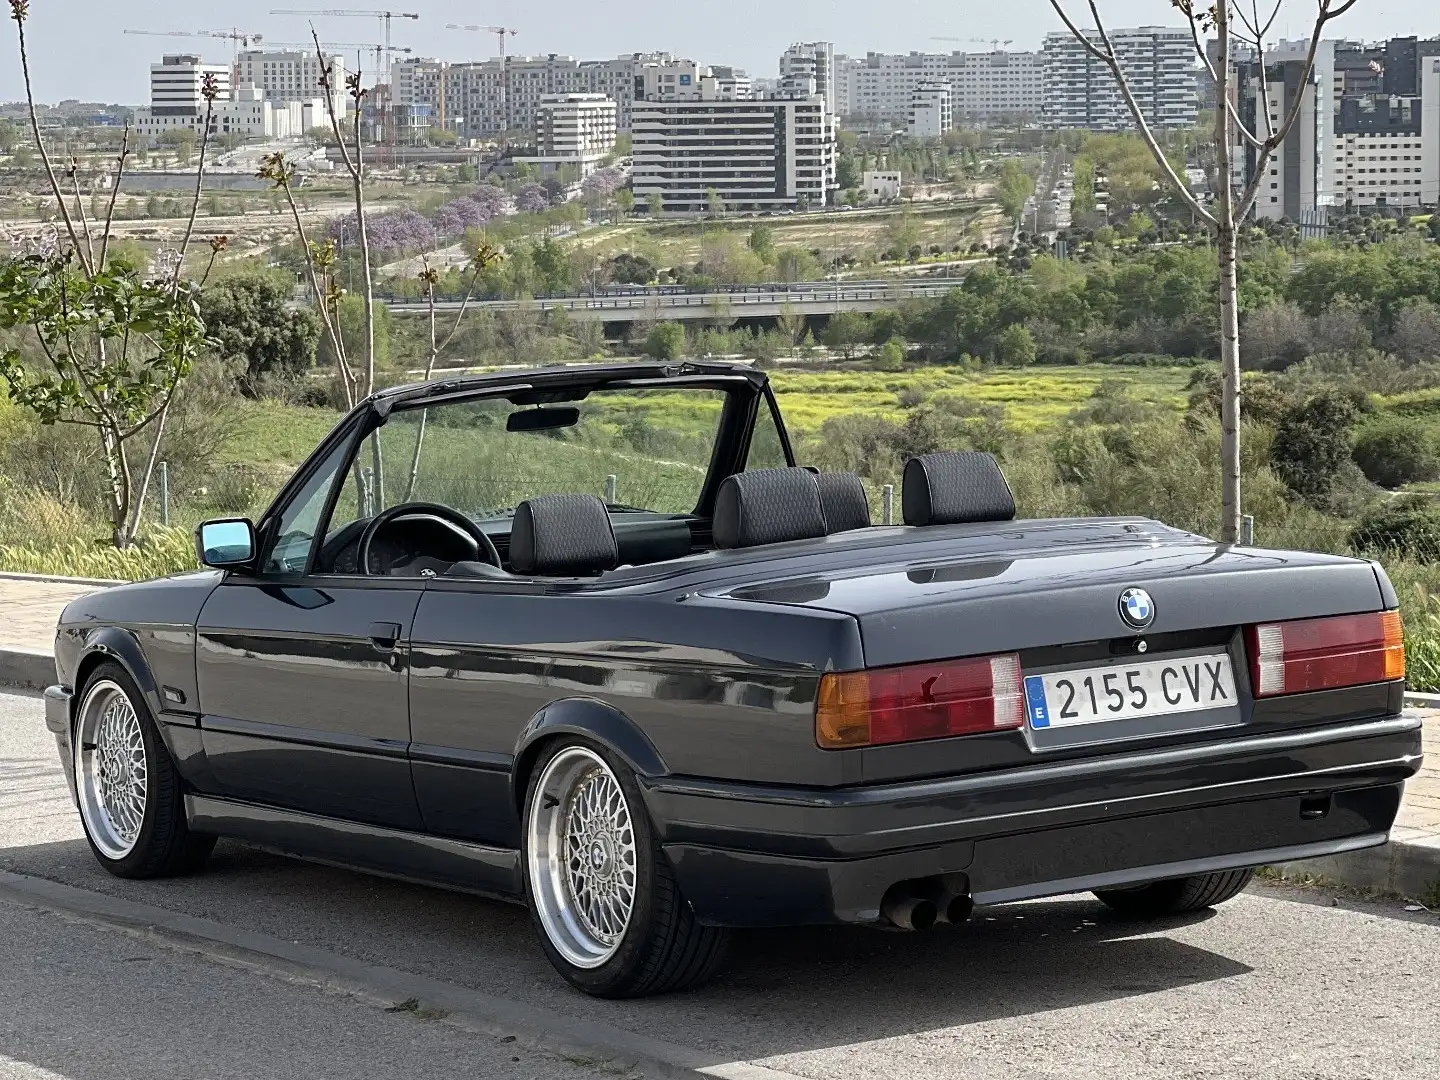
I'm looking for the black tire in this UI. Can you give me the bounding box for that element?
[1094,868,1255,918]
[521,738,729,998]
[74,662,215,879]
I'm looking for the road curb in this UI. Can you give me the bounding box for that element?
[1405,691,1440,710]
[0,648,54,691]
[0,869,803,1080]
[0,570,121,588]
[1270,831,1440,904]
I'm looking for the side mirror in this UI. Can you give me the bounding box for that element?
[195,518,257,570]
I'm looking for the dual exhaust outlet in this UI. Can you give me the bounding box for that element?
[880,879,974,931]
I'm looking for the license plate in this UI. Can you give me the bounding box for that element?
[1025,653,1237,730]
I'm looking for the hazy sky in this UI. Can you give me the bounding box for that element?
[3,0,1436,105]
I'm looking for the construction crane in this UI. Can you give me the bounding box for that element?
[446,24,518,136]
[124,29,265,88]
[268,9,419,74]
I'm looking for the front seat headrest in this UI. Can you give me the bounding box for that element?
[903,451,1016,526]
[713,468,828,550]
[815,472,872,534]
[510,494,619,575]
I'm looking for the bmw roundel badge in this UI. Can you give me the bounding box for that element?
[1119,588,1155,630]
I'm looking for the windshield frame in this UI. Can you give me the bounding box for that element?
[250,371,789,579]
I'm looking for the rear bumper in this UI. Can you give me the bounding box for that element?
[646,714,1423,926]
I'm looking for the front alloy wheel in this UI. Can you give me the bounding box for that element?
[73,663,215,879]
[522,739,728,997]
[76,679,149,860]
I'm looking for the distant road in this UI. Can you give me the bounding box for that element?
[379,276,978,322]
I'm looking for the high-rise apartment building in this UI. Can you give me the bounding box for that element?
[1042,27,1198,130]
[834,50,1041,126]
[632,88,834,215]
[1230,36,1440,219]
[517,93,618,176]
[237,50,348,119]
[391,52,685,139]
[780,42,836,117]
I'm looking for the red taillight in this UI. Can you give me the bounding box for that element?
[816,653,1024,749]
[1246,611,1405,698]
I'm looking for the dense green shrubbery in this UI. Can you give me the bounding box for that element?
[1351,417,1440,489]
[1349,496,1440,563]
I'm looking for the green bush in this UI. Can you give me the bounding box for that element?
[1383,567,1440,692]
[645,321,686,360]
[1348,495,1440,562]
[1272,389,1362,499]
[1351,418,1440,488]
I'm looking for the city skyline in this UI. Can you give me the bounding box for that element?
[2,0,1435,106]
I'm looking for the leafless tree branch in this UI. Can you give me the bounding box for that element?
[1046,1,1218,226]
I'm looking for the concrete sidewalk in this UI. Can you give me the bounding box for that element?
[0,572,1436,903]
[0,574,102,689]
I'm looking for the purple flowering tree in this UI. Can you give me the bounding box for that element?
[516,183,551,213]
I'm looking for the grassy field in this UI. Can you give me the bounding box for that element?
[573,202,1005,267]
[769,365,1195,433]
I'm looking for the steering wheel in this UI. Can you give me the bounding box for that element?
[356,502,502,576]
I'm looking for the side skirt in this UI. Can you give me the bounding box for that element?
[185,795,524,903]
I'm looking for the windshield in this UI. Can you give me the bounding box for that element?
[338,386,728,525]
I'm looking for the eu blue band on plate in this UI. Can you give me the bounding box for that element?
[1024,676,1050,728]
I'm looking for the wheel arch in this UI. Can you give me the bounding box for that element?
[510,697,668,816]
[71,629,162,734]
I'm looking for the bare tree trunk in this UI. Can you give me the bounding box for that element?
[353,118,377,399]
[1213,5,1242,545]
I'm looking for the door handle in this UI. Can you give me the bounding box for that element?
[368,621,403,650]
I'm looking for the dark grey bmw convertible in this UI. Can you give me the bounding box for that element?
[43,362,1422,997]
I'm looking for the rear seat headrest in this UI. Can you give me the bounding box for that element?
[815,472,872,534]
[903,451,1016,526]
[510,494,619,575]
[714,468,828,550]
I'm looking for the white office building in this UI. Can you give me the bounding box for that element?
[144,54,231,117]
[908,83,953,138]
[237,49,348,119]
[836,49,1042,126]
[632,89,835,215]
[517,93,618,176]
[1042,27,1198,130]
[132,55,269,140]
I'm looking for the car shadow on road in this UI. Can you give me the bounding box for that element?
[0,834,1256,1065]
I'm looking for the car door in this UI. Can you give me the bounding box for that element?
[195,422,425,831]
[407,582,555,848]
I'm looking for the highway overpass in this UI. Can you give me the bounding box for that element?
[379,277,975,323]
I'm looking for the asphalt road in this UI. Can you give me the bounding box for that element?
[2,687,1438,1080]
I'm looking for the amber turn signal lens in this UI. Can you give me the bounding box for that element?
[816,671,873,748]
[1381,609,1406,682]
